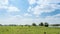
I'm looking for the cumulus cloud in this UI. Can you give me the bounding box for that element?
[7,5,20,12]
[28,0,37,5]
[28,0,60,17]
[0,0,20,12]
[24,13,32,16]
[0,0,8,9]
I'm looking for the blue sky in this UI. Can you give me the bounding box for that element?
[0,0,60,25]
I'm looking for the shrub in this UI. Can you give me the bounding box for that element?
[44,22,49,27]
[32,23,36,26]
[39,22,44,26]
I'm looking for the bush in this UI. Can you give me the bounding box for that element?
[44,22,49,27]
[39,22,44,26]
[32,23,36,26]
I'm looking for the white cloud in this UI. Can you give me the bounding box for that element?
[24,13,32,16]
[46,14,60,18]
[0,0,8,9]
[0,0,8,5]
[28,0,60,5]
[28,0,37,5]
[48,0,60,4]
[44,14,60,24]
[7,5,20,12]
[0,0,20,12]
[54,14,60,17]
[28,0,60,17]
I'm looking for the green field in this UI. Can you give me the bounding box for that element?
[0,26,60,34]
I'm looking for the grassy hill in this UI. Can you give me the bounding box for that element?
[0,26,60,34]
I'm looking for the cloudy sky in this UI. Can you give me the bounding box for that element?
[0,0,60,25]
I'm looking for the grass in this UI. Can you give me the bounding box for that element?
[0,26,60,34]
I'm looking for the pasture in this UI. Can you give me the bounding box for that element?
[0,26,60,34]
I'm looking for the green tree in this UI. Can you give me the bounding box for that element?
[32,23,36,26]
[44,22,49,27]
[39,22,44,26]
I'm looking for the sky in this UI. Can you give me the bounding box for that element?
[0,0,60,25]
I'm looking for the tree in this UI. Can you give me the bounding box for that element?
[32,23,36,26]
[39,22,44,26]
[44,22,49,27]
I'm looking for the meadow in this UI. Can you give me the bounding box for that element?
[0,26,60,34]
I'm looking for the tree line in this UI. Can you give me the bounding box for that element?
[32,22,49,27]
[0,22,49,27]
[0,22,60,27]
